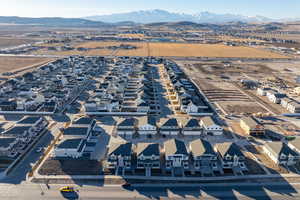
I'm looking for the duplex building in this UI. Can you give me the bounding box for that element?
[159,118,180,136]
[181,118,202,136]
[137,116,157,137]
[116,118,137,138]
[136,143,160,170]
[190,139,219,173]
[164,139,189,172]
[215,142,247,171]
[106,142,133,170]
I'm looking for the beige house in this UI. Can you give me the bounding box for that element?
[240,117,265,136]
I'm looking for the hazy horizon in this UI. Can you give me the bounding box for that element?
[0,0,300,19]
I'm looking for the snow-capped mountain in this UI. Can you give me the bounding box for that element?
[84,9,274,24]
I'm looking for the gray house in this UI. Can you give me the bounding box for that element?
[116,118,137,138]
[106,142,133,170]
[136,143,160,170]
[215,142,247,172]
[159,118,180,136]
[164,139,189,173]
[190,139,219,173]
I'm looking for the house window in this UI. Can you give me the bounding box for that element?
[225,155,231,160]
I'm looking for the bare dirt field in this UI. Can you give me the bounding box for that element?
[0,37,36,48]
[0,56,53,74]
[44,41,288,58]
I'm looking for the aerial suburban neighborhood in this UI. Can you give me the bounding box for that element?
[1,1,300,199]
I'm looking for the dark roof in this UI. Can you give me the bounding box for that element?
[73,117,94,125]
[108,142,132,157]
[63,127,89,136]
[0,137,16,148]
[118,118,137,127]
[162,118,178,127]
[164,139,188,156]
[57,138,83,149]
[185,119,200,128]
[136,143,160,157]
[17,116,42,124]
[216,142,244,158]
[3,126,31,135]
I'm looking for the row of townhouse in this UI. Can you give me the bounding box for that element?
[53,117,101,159]
[105,139,246,175]
[163,61,212,115]
[0,56,105,113]
[257,87,300,113]
[0,116,48,159]
[84,60,160,114]
[116,116,223,138]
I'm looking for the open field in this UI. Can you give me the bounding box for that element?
[0,37,36,48]
[37,41,289,58]
[0,56,53,74]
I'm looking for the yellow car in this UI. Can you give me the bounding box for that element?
[60,186,75,193]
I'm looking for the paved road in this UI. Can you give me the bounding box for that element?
[0,182,299,199]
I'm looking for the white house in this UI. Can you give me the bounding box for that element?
[159,118,180,136]
[137,116,157,136]
[164,139,189,172]
[200,116,223,136]
[182,118,202,136]
[116,118,137,138]
[54,138,86,158]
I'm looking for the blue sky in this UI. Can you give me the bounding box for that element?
[1,0,300,19]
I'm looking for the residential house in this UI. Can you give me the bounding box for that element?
[200,116,223,136]
[159,118,180,136]
[287,101,300,113]
[182,118,202,136]
[263,142,300,166]
[136,143,160,169]
[116,118,137,138]
[106,142,133,170]
[190,139,219,173]
[240,116,265,136]
[137,116,157,136]
[215,142,247,171]
[164,139,189,171]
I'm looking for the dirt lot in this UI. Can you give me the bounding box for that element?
[38,159,103,175]
[0,56,53,74]
[0,37,36,48]
[38,41,288,58]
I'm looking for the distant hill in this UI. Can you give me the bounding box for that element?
[0,16,111,27]
[84,9,275,24]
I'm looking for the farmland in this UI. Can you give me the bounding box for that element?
[0,37,36,48]
[37,41,288,58]
[0,56,53,74]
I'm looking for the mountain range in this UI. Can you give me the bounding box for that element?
[84,9,275,24]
